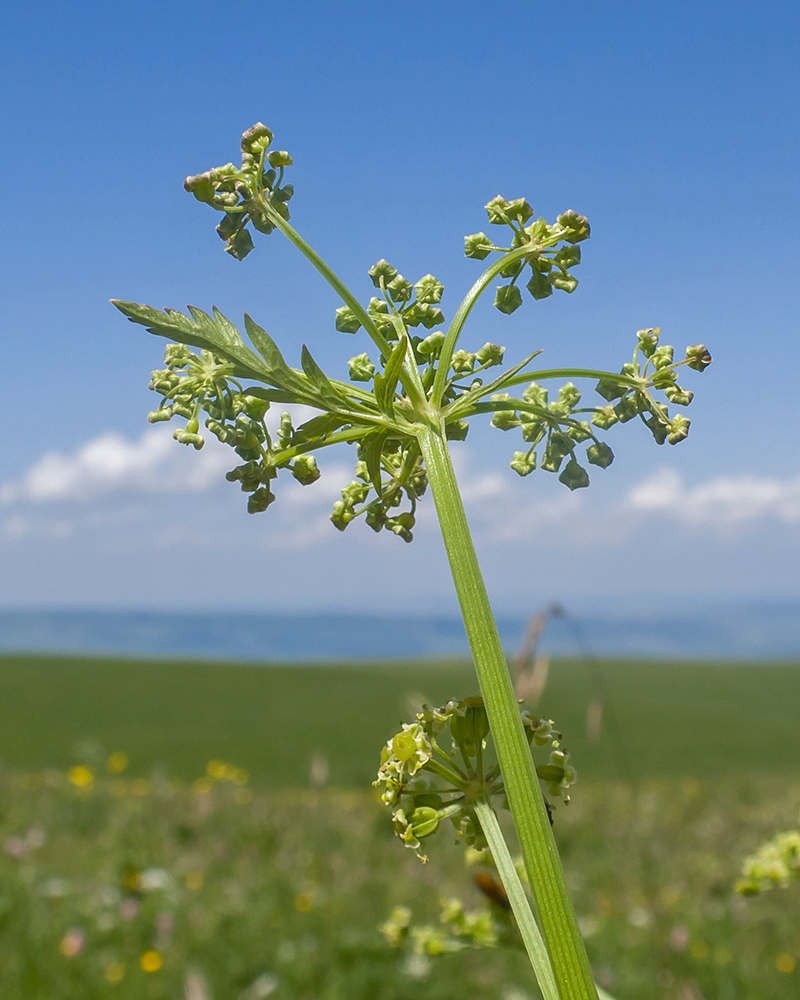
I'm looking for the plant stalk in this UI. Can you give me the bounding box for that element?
[417,422,598,1000]
[474,799,559,1000]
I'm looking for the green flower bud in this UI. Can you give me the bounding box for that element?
[651,345,674,370]
[387,274,413,302]
[247,487,275,513]
[417,331,445,358]
[650,367,677,389]
[335,306,361,334]
[225,228,255,261]
[568,421,592,443]
[172,402,194,419]
[173,428,204,450]
[368,259,398,287]
[348,353,375,381]
[490,394,520,430]
[445,419,469,441]
[636,328,660,357]
[291,455,320,485]
[510,450,536,477]
[558,383,581,409]
[165,344,191,368]
[591,405,618,429]
[556,209,591,243]
[475,343,504,367]
[494,284,523,315]
[521,418,545,443]
[485,195,512,225]
[664,385,694,406]
[642,414,669,445]
[407,806,440,840]
[215,213,241,241]
[499,258,525,280]
[451,350,476,374]
[595,377,625,402]
[552,272,578,293]
[613,396,640,423]
[685,344,712,372]
[330,500,355,531]
[586,442,614,468]
[555,245,581,268]
[667,414,691,445]
[267,150,292,168]
[147,407,173,423]
[449,697,489,755]
[403,302,444,328]
[183,172,217,203]
[559,459,590,491]
[414,274,444,304]
[522,383,547,407]
[241,122,274,155]
[526,270,553,300]
[464,232,493,260]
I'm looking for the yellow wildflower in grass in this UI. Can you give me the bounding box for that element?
[193,777,213,795]
[294,892,313,912]
[140,950,163,973]
[690,940,709,960]
[185,871,204,890]
[231,767,249,785]
[67,766,93,789]
[106,752,128,773]
[206,760,228,781]
[776,953,796,974]
[104,961,125,983]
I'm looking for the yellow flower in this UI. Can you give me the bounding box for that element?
[106,752,128,774]
[67,766,94,789]
[776,953,796,974]
[140,950,163,973]
[193,777,213,795]
[185,871,204,891]
[206,760,227,781]
[104,961,125,982]
[294,892,313,912]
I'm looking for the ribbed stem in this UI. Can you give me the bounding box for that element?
[474,799,559,1000]
[417,422,598,1000]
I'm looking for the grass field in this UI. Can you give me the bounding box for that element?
[2,653,800,785]
[2,653,800,999]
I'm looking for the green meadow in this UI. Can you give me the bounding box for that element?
[2,653,800,999]
[1,653,799,783]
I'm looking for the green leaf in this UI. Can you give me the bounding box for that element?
[361,430,388,495]
[300,345,348,409]
[112,301,268,380]
[244,314,318,400]
[292,413,350,443]
[374,336,408,414]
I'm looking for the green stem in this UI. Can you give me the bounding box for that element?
[474,799,559,1000]
[417,422,598,1000]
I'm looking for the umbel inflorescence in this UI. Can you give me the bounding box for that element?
[374,696,575,862]
[114,122,711,543]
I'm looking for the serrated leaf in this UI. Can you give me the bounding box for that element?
[243,314,314,399]
[112,301,268,380]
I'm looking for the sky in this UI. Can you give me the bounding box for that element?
[1,0,799,615]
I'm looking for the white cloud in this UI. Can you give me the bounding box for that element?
[0,428,233,505]
[627,468,800,525]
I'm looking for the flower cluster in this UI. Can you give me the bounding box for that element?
[374,697,575,861]
[465,197,590,314]
[118,121,712,540]
[184,123,294,260]
[737,817,800,896]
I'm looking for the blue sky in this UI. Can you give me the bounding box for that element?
[2,0,799,613]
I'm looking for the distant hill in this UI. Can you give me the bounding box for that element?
[0,601,798,661]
